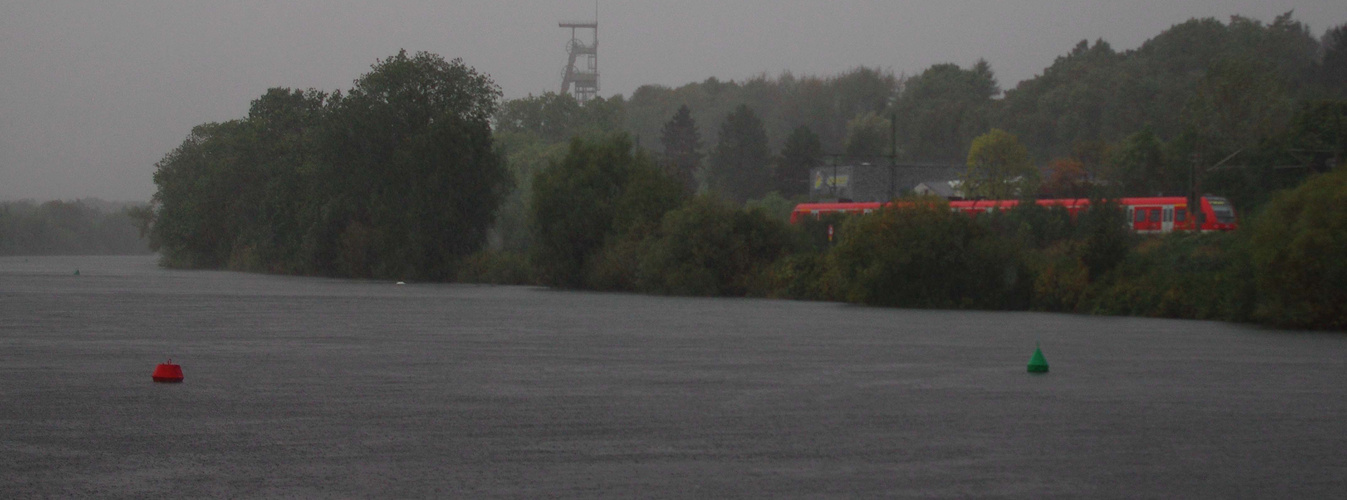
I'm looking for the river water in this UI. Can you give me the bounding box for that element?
[2,255,1344,498]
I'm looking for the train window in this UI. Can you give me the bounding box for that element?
[1175,208,1187,222]
[1163,207,1173,222]
[1134,209,1145,223]
[1148,210,1160,222]
[1206,197,1235,223]
[1210,205,1235,223]
[1127,207,1135,221]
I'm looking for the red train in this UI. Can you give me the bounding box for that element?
[790,196,1238,233]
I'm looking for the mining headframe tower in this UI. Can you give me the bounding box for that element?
[559,18,598,102]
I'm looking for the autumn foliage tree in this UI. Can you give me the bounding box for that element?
[1041,158,1091,198]
[962,129,1039,200]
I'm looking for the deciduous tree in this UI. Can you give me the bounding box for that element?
[1250,168,1347,329]
[1041,158,1091,198]
[1103,129,1170,196]
[636,196,792,296]
[844,111,891,158]
[530,135,684,288]
[150,51,508,280]
[892,61,998,162]
[962,129,1038,200]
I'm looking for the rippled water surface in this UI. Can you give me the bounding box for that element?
[2,255,1345,497]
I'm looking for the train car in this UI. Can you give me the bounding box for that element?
[788,202,887,224]
[790,196,1237,233]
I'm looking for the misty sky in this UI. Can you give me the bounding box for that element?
[2,1,1343,202]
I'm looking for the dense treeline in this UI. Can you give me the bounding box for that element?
[0,199,151,255]
[148,51,509,279]
[493,14,1345,214]
[145,14,1347,329]
[506,134,1346,329]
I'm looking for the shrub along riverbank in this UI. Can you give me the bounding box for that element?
[461,135,1347,331]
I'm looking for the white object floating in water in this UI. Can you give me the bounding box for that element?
[396,281,406,285]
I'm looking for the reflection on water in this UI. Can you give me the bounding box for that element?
[2,255,1344,497]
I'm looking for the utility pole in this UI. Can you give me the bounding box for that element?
[1188,152,1202,223]
[1189,148,1243,223]
[889,112,898,201]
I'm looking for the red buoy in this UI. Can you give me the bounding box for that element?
[152,360,184,383]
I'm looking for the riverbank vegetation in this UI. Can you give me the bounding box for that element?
[515,133,1346,329]
[141,14,1347,329]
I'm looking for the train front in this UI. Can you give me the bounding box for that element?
[1202,196,1238,231]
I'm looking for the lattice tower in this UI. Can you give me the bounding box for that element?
[558,20,598,102]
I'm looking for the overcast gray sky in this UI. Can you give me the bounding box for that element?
[2,1,1343,202]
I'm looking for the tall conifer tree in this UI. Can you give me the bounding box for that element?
[709,105,772,203]
[660,105,703,193]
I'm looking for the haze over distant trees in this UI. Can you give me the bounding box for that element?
[0,199,151,255]
[493,13,1345,212]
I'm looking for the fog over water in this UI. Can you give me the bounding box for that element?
[3,255,1346,496]
[2,1,1344,203]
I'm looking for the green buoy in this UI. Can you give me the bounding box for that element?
[1027,344,1049,373]
[74,269,80,276]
